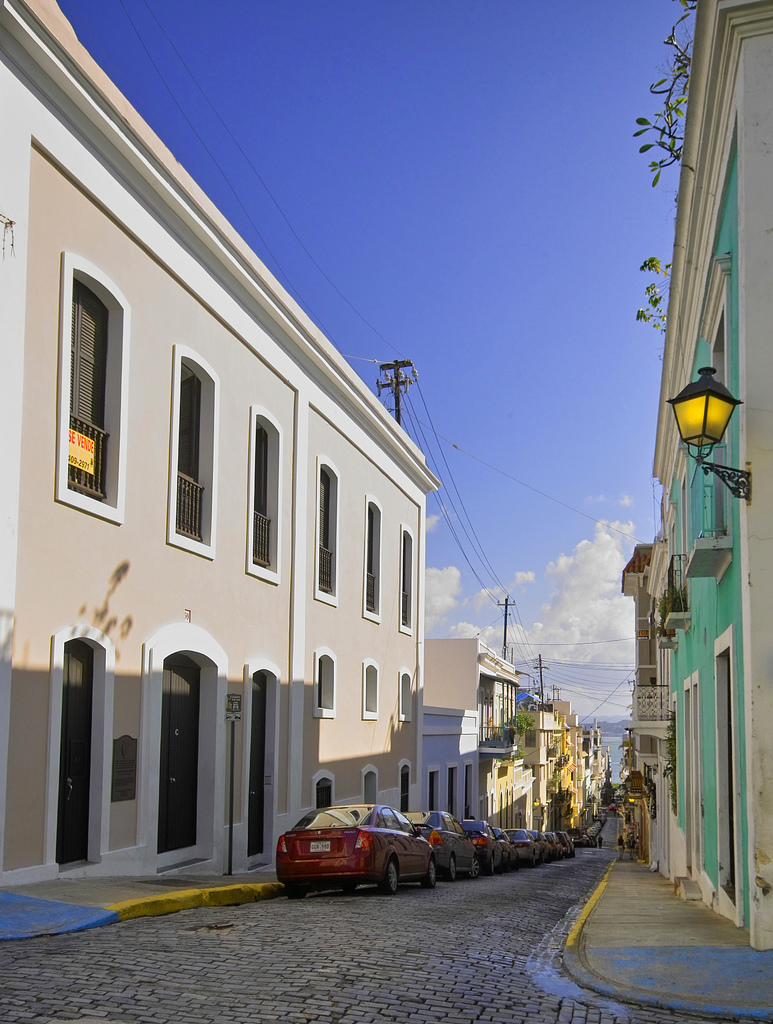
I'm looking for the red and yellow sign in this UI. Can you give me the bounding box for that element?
[69,429,95,475]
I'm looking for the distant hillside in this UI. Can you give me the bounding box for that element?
[596,719,628,737]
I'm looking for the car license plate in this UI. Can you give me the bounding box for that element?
[309,840,330,853]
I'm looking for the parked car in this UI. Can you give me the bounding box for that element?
[405,811,479,880]
[461,819,503,876]
[567,827,591,848]
[542,832,563,860]
[556,831,575,858]
[527,829,550,864]
[504,828,541,867]
[492,827,519,871]
[276,803,437,898]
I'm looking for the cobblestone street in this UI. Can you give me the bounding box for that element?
[0,850,760,1024]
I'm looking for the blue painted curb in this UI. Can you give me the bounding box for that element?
[0,892,119,940]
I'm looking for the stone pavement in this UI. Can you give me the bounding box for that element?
[2,825,773,1021]
[564,819,773,1021]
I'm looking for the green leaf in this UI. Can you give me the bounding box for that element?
[639,144,655,153]
[652,169,661,187]
[636,117,651,125]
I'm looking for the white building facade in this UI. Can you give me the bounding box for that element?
[0,0,437,884]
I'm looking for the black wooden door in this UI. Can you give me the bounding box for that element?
[56,640,93,865]
[158,655,200,854]
[247,672,267,856]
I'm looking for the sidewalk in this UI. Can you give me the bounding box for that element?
[564,852,773,1021]
[0,868,283,940]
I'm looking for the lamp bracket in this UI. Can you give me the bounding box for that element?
[698,460,751,501]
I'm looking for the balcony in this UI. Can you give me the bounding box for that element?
[664,554,690,631]
[252,510,271,567]
[478,721,518,759]
[632,683,671,738]
[687,448,732,580]
[176,472,204,541]
[366,572,376,613]
[68,416,108,500]
[319,545,333,593]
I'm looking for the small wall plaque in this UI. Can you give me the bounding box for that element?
[111,734,137,802]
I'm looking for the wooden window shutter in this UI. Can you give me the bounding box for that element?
[319,469,330,549]
[71,281,108,428]
[254,424,268,516]
[178,368,201,481]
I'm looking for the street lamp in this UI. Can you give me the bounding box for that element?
[667,367,751,500]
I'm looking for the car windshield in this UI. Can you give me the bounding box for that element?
[463,821,486,832]
[509,829,529,839]
[291,805,376,830]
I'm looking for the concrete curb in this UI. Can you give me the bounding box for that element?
[107,881,286,920]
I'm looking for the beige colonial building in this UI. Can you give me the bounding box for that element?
[0,0,437,883]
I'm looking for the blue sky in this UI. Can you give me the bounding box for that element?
[56,0,684,718]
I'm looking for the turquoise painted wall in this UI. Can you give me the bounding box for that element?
[667,157,749,924]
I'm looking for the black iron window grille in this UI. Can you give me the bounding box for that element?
[176,473,204,541]
[319,545,333,593]
[253,510,270,567]
[68,416,108,499]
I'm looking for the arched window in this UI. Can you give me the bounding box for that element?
[362,661,378,720]
[399,671,412,722]
[57,256,130,524]
[247,408,282,579]
[314,650,336,718]
[168,345,219,557]
[363,769,377,804]
[364,498,381,618]
[400,764,410,813]
[316,776,332,808]
[400,526,414,632]
[316,460,339,602]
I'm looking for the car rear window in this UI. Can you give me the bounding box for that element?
[509,829,529,839]
[292,805,376,830]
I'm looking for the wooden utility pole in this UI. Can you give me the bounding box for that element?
[498,595,510,660]
[377,359,417,425]
[534,654,547,703]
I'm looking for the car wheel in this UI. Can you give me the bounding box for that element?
[378,857,399,895]
[511,852,520,871]
[421,857,437,889]
[532,853,539,868]
[501,852,510,873]
[446,854,457,882]
[341,881,358,894]
[485,854,495,876]
[284,884,306,900]
[468,855,481,879]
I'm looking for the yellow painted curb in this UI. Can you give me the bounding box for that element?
[107,882,285,920]
[565,861,615,949]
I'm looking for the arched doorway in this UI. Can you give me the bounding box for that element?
[247,671,267,856]
[158,653,200,854]
[56,639,94,864]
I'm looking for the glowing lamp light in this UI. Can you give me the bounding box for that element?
[667,367,740,456]
[667,367,751,501]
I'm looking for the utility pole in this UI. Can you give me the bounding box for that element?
[377,359,417,426]
[534,654,547,703]
[498,595,510,660]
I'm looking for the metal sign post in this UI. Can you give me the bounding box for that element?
[225,694,242,875]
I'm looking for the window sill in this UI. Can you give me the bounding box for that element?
[362,711,378,722]
[313,707,336,719]
[247,560,280,585]
[167,530,215,560]
[314,586,339,608]
[56,487,124,526]
[362,607,381,624]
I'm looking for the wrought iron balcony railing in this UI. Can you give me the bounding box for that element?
[634,683,670,722]
[366,572,376,612]
[252,510,271,567]
[318,545,333,593]
[401,590,410,626]
[176,472,204,541]
[68,416,108,500]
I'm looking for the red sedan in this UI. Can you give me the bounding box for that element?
[276,803,437,898]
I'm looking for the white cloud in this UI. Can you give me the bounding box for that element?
[512,570,535,587]
[426,514,440,533]
[424,565,463,633]
[619,494,633,508]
